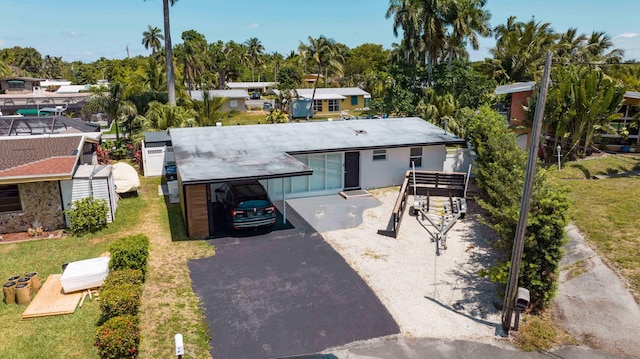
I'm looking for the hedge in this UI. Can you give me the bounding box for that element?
[108,234,150,279]
[464,106,569,311]
[102,269,144,291]
[95,315,139,359]
[99,283,142,321]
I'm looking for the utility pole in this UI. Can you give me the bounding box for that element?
[501,52,553,334]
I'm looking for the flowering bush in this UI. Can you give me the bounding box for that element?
[94,315,139,359]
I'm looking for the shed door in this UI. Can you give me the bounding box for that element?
[344,152,360,189]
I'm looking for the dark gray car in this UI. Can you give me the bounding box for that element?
[215,180,276,229]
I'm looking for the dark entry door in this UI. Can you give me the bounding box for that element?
[344,152,360,189]
[207,185,215,237]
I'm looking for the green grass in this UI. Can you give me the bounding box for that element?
[547,153,640,297]
[0,194,143,359]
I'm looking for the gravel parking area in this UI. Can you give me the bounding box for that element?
[290,188,505,345]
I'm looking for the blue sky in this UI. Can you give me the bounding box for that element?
[1,0,639,63]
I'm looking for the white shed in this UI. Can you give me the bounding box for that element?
[60,164,118,226]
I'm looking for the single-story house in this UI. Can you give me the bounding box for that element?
[274,87,371,118]
[302,73,324,87]
[226,81,277,95]
[190,89,249,112]
[169,117,465,238]
[0,77,44,94]
[0,133,116,234]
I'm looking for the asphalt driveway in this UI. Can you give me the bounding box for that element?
[189,206,399,359]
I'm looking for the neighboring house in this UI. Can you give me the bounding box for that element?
[0,133,117,235]
[495,81,536,149]
[302,73,324,88]
[0,115,100,136]
[495,82,640,151]
[0,77,44,94]
[190,90,249,112]
[169,117,466,238]
[141,131,174,177]
[226,81,277,95]
[274,87,371,118]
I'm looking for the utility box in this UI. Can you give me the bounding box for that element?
[515,287,530,310]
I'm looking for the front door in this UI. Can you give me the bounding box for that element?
[344,152,360,189]
[207,185,215,237]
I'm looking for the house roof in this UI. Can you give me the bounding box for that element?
[226,82,277,89]
[0,116,100,137]
[144,131,171,144]
[0,134,85,184]
[1,77,44,82]
[495,81,536,95]
[273,87,370,100]
[170,117,464,184]
[190,90,249,101]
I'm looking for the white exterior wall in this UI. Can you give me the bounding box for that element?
[60,176,117,226]
[443,147,474,173]
[360,145,446,189]
[142,143,175,177]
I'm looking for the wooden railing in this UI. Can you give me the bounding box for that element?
[378,170,466,238]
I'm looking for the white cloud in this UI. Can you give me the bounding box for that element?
[615,33,640,39]
[246,23,259,28]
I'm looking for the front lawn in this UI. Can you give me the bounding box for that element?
[0,177,215,359]
[548,153,640,298]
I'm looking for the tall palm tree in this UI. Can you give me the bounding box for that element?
[179,30,207,95]
[135,101,197,130]
[386,0,422,65]
[583,31,624,64]
[145,0,177,105]
[445,0,490,71]
[0,59,10,78]
[298,36,345,120]
[244,37,265,82]
[142,25,164,55]
[83,83,137,141]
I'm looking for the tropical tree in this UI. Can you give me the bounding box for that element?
[489,16,558,82]
[145,0,177,105]
[583,31,624,64]
[208,40,245,89]
[83,82,137,141]
[42,55,64,78]
[531,65,625,159]
[445,0,490,71]
[265,109,289,124]
[178,30,207,95]
[135,101,197,131]
[192,91,237,126]
[298,35,345,119]
[244,37,265,82]
[142,25,164,55]
[0,59,10,78]
[386,0,422,65]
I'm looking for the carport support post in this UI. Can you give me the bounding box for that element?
[501,51,552,335]
[282,178,287,224]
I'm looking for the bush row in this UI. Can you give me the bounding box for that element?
[95,234,150,359]
[463,107,569,311]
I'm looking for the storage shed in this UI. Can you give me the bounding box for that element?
[60,164,118,225]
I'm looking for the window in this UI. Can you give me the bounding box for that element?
[351,95,358,106]
[7,80,25,90]
[410,147,423,167]
[328,99,339,112]
[313,100,323,112]
[229,99,238,108]
[0,185,22,213]
[373,149,387,161]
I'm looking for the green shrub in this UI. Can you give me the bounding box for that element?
[95,315,139,359]
[108,234,150,279]
[464,106,569,311]
[99,283,142,320]
[64,197,109,234]
[102,269,144,291]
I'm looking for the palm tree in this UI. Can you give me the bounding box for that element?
[193,91,237,126]
[244,38,265,82]
[135,101,197,130]
[142,25,164,55]
[386,0,422,65]
[83,83,138,141]
[145,0,177,105]
[0,59,10,78]
[583,31,624,64]
[445,0,490,71]
[179,30,207,96]
[298,36,345,120]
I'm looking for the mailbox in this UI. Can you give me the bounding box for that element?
[515,287,530,311]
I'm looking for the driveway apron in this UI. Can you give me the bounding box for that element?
[189,206,399,359]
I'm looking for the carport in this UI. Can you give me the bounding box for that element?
[169,140,312,238]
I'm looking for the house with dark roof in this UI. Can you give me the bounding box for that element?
[0,133,117,234]
[169,117,467,238]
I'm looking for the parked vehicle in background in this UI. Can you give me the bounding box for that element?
[250,91,261,99]
[215,181,276,229]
